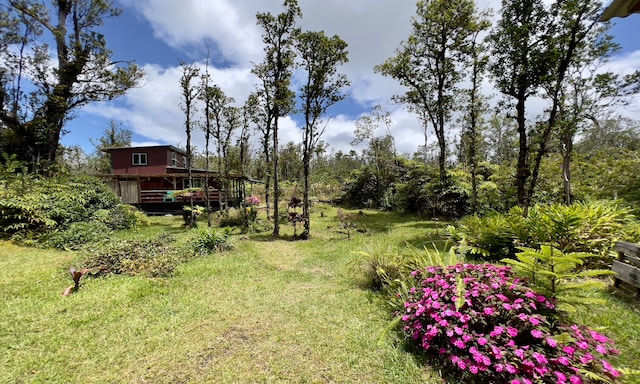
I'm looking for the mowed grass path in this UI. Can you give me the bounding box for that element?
[1,210,443,383]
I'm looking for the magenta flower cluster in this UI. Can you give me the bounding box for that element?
[401,263,620,383]
[245,196,260,206]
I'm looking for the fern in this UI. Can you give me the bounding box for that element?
[503,245,614,313]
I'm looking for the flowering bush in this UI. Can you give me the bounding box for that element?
[245,196,261,206]
[401,263,620,383]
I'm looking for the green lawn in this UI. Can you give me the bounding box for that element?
[1,207,639,383]
[0,209,442,383]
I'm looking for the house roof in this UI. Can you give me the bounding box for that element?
[599,0,640,21]
[101,145,187,155]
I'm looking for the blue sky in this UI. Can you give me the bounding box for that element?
[60,0,640,157]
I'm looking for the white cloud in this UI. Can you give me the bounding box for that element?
[81,0,640,159]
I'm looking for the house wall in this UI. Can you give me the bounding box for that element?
[110,147,186,175]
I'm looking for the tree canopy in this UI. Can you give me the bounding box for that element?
[0,0,143,173]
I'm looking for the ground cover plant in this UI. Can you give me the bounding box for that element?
[400,263,621,383]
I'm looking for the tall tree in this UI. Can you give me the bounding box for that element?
[0,0,142,173]
[245,91,272,218]
[528,0,609,207]
[376,0,480,183]
[541,1,640,204]
[179,62,200,227]
[351,105,393,172]
[460,15,491,214]
[89,120,132,173]
[253,0,301,237]
[487,0,551,210]
[221,104,240,212]
[199,58,214,226]
[203,84,234,213]
[295,30,349,239]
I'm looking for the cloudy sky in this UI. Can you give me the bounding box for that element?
[61,0,640,157]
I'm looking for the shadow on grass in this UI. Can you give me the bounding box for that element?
[402,236,451,250]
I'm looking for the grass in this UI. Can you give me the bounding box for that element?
[1,205,639,383]
[0,207,441,383]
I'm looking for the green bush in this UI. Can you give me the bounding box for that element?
[451,200,640,265]
[78,236,184,277]
[191,227,234,255]
[92,205,149,230]
[449,212,521,260]
[0,167,145,243]
[502,245,615,314]
[40,221,112,250]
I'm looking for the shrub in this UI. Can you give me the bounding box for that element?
[401,263,621,383]
[0,172,144,241]
[191,227,234,255]
[449,212,522,261]
[451,201,640,265]
[502,246,615,314]
[92,205,148,230]
[40,221,112,250]
[78,236,184,277]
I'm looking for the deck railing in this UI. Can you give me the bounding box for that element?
[140,189,223,203]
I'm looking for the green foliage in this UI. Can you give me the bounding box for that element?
[92,205,149,230]
[190,227,234,255]
[78,236,185,277]
[502,245,615,314]
[40,221,112,250]
[341,166,395,209]
[0,0,143,171]
[449,212,521,260]
[452,201,640,265]
[353,243,463,303]
[0,170,144,244]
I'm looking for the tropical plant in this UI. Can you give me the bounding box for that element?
[502,246,615,313]
[451,201,640,265]
[191,227,234,255]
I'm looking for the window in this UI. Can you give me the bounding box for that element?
[132,153,147,165]
[182,156,188,168]
[171,152,177,166]
[183,178,204,189]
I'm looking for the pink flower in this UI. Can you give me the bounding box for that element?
[596,344,608,354]
[580,353,594,364]
[577,341,589,350]
[515,349,525,359]
[490,326,504,337]
[555,371,567,382]
[556,356,570,366]
[483,307,495,315]
[545,337,557,348]
[590,330,609,343]
[529,316,541,326]
[505,364,517,374]
[478,337,488,346]
[602,360,621,377]
[532,352,548,365]
[531,329,543,338]
[569,375,582,384]
[507,327,519,337]
[563,346,576,356]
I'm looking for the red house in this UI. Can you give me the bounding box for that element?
[99,145,252,212]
